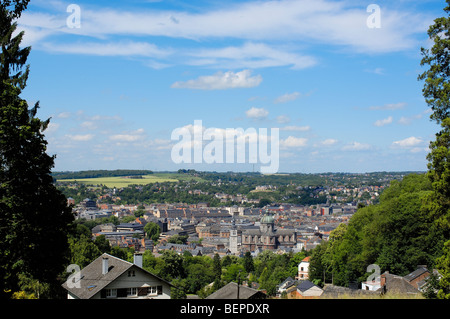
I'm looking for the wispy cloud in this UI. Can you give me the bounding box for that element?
[364,67,385,75]
[109,128,146,143]
[374,116,393,127]
[18,0,432,62]
[280,125,310,132]
[342,141,371,151]
[392,136,428,153]
[187,43,316,70]
[369,102,406,111]
[276,115,291,124]
[245,107,269,120]
[274,92,301,104]
[392,136,423,148]
[41,41,172,58]
[281,136,308,148]
[171,69,262,90]
[66,134,94,142]
[320,138,338,146]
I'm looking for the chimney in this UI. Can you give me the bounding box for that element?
[102,257,109,275]
[134,253,143,268]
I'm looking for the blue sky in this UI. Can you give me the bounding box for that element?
[17,0,445,173]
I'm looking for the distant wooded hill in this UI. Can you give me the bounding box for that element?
[53,169,154,180]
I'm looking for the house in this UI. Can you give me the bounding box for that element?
[277,277,297,297]
[297,256,310,280]
[361,279,381,291]
[403,266,430,289]
[206,282,266,299]
[292,280,323,299]
[116,223,144,233]
[62,253,173,299]
[379,271,419,295]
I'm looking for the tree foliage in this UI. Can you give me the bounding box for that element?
[0,2,74,298]
[418,0,450,298]
[309,174,440,287]
[418,0,450,124]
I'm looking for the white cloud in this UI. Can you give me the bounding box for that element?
[410,147,428,153]
[41,41,171,58]
[398,113,424,125]
[276,115,291,124]
[66,134,94,142]
[274,92,301,104]
[18,0,432,60]
[245,107,269,120]
[109,128,146,142]
[56,112,72,119]
[188,43,316,70]
[151,139,173,150]
[342,141,371,151]
[320,139,338,146]
[80,121,97,130]
[281,136,308,148]
[365,67,385,75]
[43,122,60,134]
[392,136,423,148]
[171,69,262,90]
[369,102,406,111]
[280,125,310,132]
[374,116,393,127]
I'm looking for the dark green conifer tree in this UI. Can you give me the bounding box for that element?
[0,1,74,298]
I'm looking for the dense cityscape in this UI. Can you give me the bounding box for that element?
[52,170,434,299]
[2,1,450,312]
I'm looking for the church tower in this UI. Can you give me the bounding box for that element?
[260,212,274,234]
[229,229,238,254]
[229,218,238,254]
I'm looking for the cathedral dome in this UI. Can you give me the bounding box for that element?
[260,213,274,224]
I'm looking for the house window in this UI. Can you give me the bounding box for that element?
[128,270,135,277]
[105,289,117,298]
[148,286,157,295]
[127,288,137,296]
[141,286,163,296]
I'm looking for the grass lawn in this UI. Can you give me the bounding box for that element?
[58,173,206,188]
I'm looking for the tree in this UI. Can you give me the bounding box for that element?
[436,241,450,299]
[94,235,111,254]
[308,174,438,288]
[418,0,450,298]
[144,222,161,243]
[68,237,101,269]
[213,253,222,281]
[0,3,74,298]
[223,263,246,283]
[185,263,214,294]
[160,250,185,281]
[418,0,450,124]
[168,234,188,245]
[170,278,187,299]
[309,241,329,286]
[242,251,255,274]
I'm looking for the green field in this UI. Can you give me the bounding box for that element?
[58,173,205,188]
